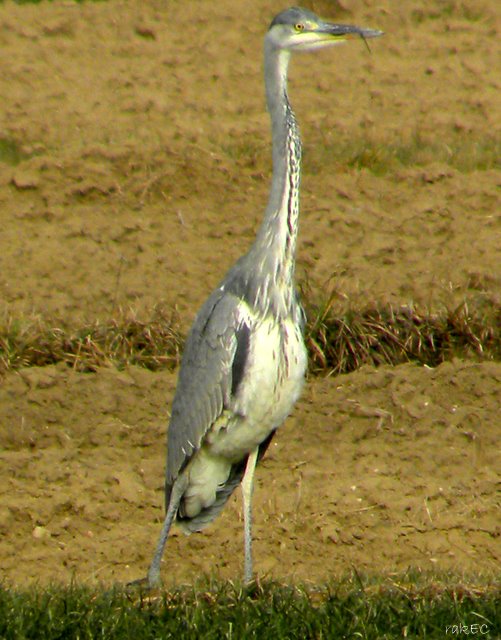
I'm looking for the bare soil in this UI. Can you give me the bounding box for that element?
[0,0,499,588]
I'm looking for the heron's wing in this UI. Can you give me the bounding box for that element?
[165,287,250,492]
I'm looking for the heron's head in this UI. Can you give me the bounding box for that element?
[266,6,383,52]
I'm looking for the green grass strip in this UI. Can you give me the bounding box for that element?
[0,577,499,639]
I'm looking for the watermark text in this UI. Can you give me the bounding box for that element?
[445,623,489,635]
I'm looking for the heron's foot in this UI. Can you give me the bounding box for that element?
[242,574,262,597]
[125,573,162,593]
[125,576,151,593]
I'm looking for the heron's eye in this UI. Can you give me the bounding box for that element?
[294,23,305,32]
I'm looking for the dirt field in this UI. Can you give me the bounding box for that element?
[0,0,499,588]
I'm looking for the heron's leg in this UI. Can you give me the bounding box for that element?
[146,478,186,588]
[241,446,259,584]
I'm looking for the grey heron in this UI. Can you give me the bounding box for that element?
[140,7,382,588]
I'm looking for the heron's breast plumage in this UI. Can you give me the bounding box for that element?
[208,302,307,460]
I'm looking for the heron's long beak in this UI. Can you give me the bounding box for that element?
[316,23,384,42]
[292,22,383,52]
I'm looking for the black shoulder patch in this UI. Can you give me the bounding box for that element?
[231,322,250,397]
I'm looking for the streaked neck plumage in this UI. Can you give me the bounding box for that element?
[225,40,303,320]
[253,42,302,289]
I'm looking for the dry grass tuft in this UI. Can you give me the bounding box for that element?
[305,293,501,375]
[0,307,182,375]
[0,297,499,377]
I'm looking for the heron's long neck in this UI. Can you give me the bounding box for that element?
[252,45,302,293]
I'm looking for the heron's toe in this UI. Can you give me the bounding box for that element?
[126,575,157,593]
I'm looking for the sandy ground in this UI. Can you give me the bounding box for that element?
[0,0,499,587]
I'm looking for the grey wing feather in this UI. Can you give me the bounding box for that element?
[165,287,249,502]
